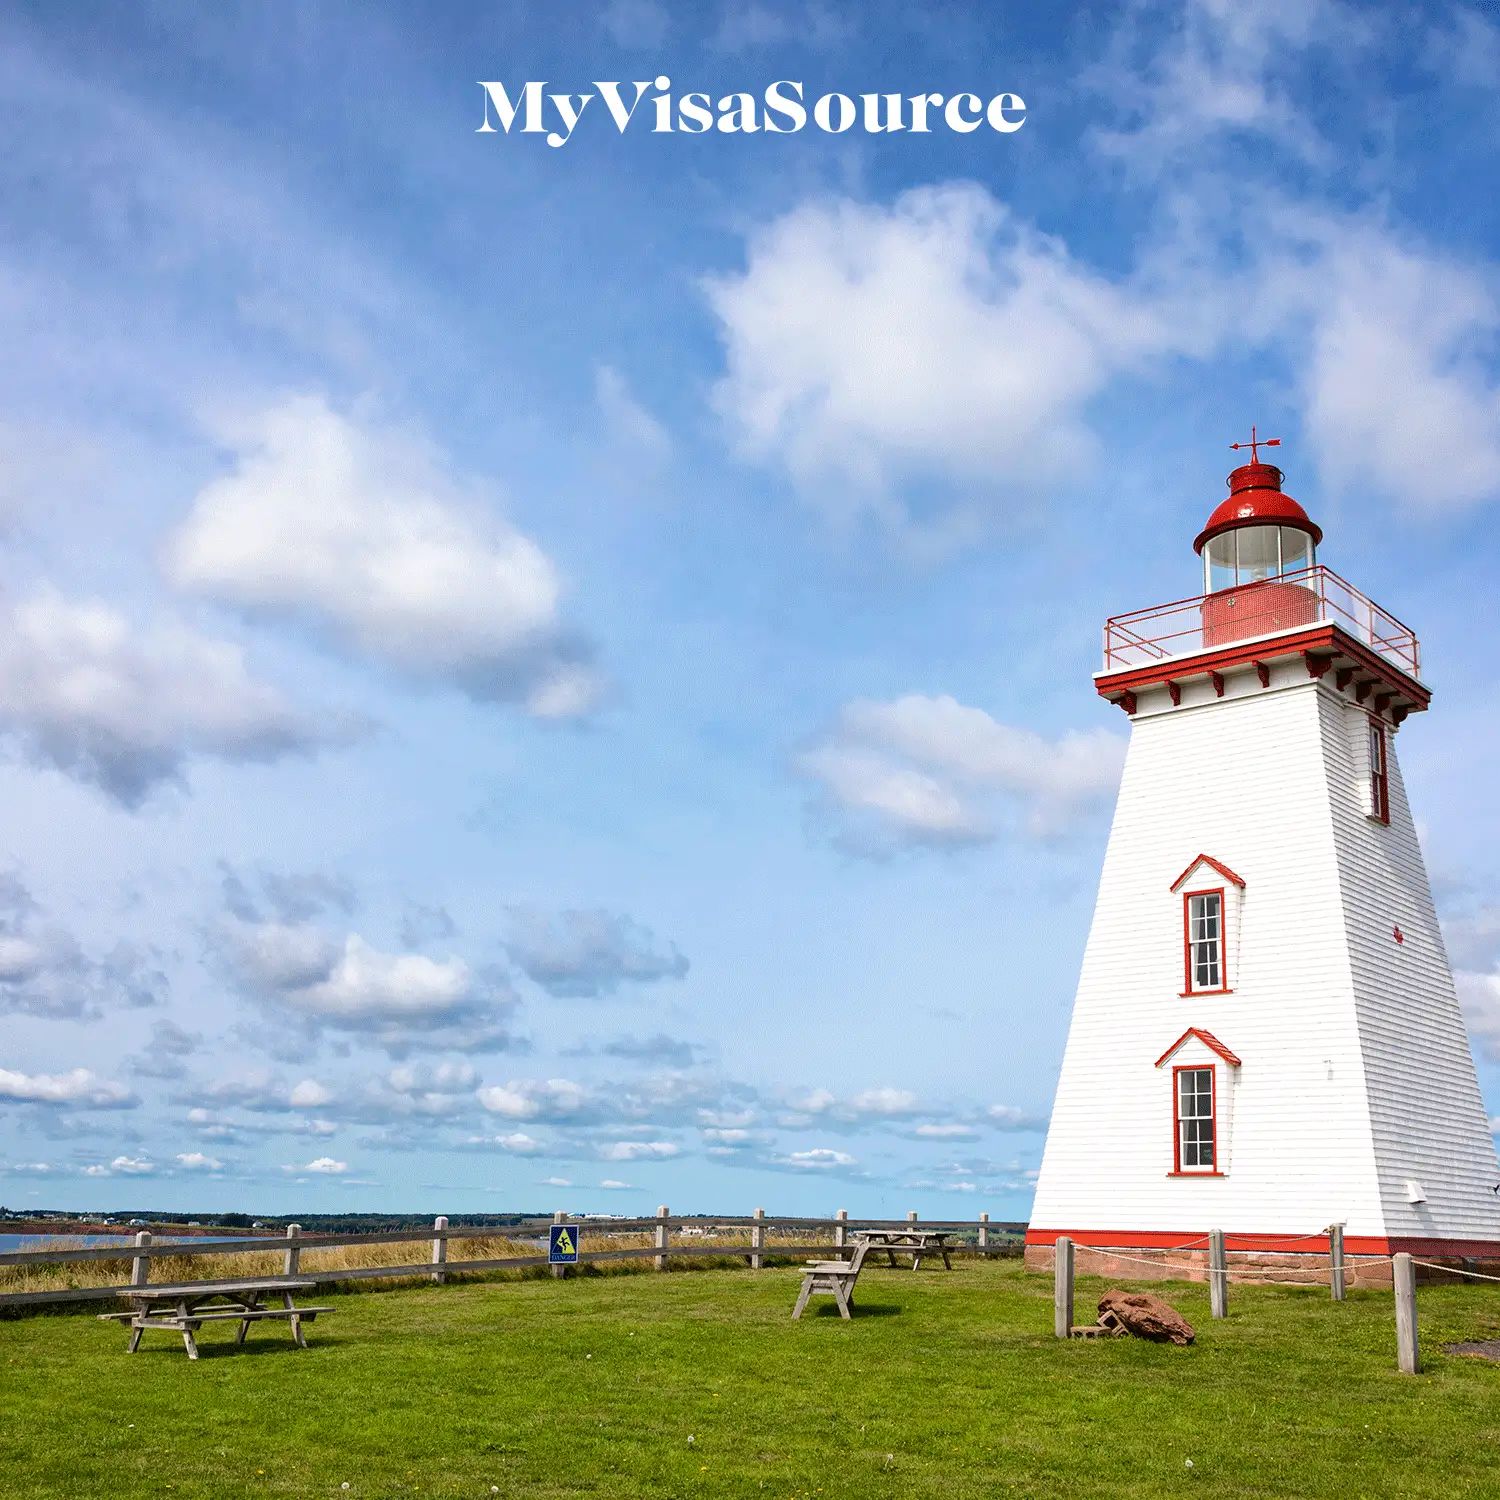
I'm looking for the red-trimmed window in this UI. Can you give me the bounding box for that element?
[1182,889,1226,994]
[1369,720,1390,824]
[1173,1065,1217,1173]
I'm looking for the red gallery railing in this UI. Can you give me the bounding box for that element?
[1102,565,1421,679]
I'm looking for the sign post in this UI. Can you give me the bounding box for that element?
[548,1221,579,1273]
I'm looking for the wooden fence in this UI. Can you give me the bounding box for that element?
[0,1209,1026,1310]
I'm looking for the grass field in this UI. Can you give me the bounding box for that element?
[4,1257,1499,1499]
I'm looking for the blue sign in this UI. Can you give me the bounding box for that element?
[549,1222,579,1264]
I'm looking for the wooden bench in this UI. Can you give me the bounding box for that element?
[792,1240,872,1320]
[97,1279,330,1360]
[852,1228,955,1271]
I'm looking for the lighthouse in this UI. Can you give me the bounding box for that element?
[1027,436,1500,1280]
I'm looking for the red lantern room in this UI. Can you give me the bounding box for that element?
[1195,461,1322,593]
[1194,432,1324,649]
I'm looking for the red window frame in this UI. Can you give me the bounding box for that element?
[1170,1063,1220,1176]
[1368,719,1390,824]
[1181,887,1230,996]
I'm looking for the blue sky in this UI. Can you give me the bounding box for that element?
[4,0,1500,1219]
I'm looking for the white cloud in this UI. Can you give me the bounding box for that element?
[988,1104,1045,1131]
[596,1139,679,1162]
[175,1151,222,1170]
[1273,220,1500,511]
[0,1066,135,1108]
[1457,971,1500,1062]
[100,1154,154,1175]
[774,1147,857,1172]
[302,1156,348,1174]
[477,1078,590,1121]
[800,694,1125,852]
[540,1175,573,1188]
[848,1087,920,1117]
[1089,0,1359,170]
[288,1078,334,1109]
[167,394,601,717]
[914,1123,979,1140]
[475,1131,545,1155]
[599,1178,633,1189]
[505,908,689,998]
[708,184,1200,539]
[217,913,518,1054]
[595,365,671,462]
[0,591,337,806]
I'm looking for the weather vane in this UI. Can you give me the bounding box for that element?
[1229,425,1281,465]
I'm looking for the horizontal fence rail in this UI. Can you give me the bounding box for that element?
[0,1212,1026,1309]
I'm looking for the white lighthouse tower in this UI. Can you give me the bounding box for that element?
[1027,435,1500,1277]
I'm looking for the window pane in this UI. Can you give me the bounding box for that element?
[1235,525,1280,583]
[1281,526,1312,574]
[1206,535,1236,592]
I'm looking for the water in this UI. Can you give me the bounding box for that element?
[0,1232,241,1253]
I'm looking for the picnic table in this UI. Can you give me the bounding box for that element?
[97,1278,332,1360]
[852,1229,955,1270]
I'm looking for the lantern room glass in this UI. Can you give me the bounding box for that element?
[1203,525,1316,593]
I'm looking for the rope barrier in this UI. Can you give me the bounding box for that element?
[1410,1259,1500,1283]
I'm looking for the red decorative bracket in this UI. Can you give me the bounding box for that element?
[1335,667,1355,692]
[1254,661,1271,689]
[1305,653,1334,679]
[1210,671,1226,698]
[1355,680,1373,704]
[1167,681,1181,707]
[1117,690,1138,715]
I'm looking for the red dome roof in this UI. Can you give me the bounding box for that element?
[1193,463,1322,554]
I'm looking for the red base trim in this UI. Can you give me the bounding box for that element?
[1024,1227,1500,1256]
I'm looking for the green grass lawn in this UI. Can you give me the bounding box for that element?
[4,1258,1499,1499]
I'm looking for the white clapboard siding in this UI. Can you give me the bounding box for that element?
[1031,659,1500,1245]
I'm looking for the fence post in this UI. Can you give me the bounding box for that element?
[130,1230,151,1288]
[553,1210,569,1280]
[654,1205,669,1271]
[1208,1229,1227,1318]
[834,1208,848,1252]
[283,1223,302,1277]
[1054,1237,1074,1339]
[1394,1252,1419,1374]
[978,1212,990,1251]
[1329,1223,1346,1301]
[750,1206,765,1270]
[431,1216,448,1284]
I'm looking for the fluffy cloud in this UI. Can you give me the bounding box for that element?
[595,1139,679,1162]
[1457,971,1500,1063]
[167,394,601,718]
[0,591,338,806]
[175,1151,222,1170]
[505,908,689,998]
[595,365,671,462]
[0,874,166,1019]
[216,907,519,1056]
[1272,220,1500,511]
[772,1147,858,1172]
[476,1077,590,1121]
[179,1071,336,1115]
[598,1178,633,1190]
[299,1156,348,1174]
[799,694,1125,853]
[84,1154,153,1176]
[0,1067,135,1108]
[1089,0,1358,169]
[708,184,1200,539]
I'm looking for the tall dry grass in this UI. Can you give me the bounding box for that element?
[0,1226,853,1310]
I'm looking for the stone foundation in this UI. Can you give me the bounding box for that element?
[1024,1242,1500,1289]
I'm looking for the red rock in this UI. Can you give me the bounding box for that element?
[1097,1289,1196,1345]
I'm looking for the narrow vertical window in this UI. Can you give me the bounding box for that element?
[1183,890,1225,992]
[1369,721,1390,824]
[1174,1066,1216,1173]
